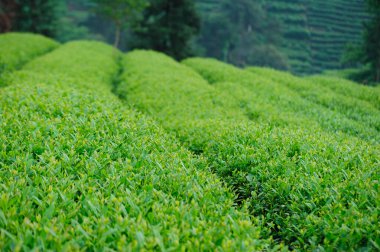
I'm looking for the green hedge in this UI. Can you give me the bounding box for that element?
[247,67,380,137]
[0,33,59,73]
[184,58,379,143]
[118,51,380,250]
[0,43,272,250]
[308,75,380,110]
[118,50,247,129]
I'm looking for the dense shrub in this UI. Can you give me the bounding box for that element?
[1,33,378,251]
[0,41,272,250]
[247,67,380,135]
[308,75,380,110]
[119,51,380,250]
[184,58,380,143]
[0,32,59,72]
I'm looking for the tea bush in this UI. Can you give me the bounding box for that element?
[1,33,378,251]
[0,33,59,73]
[248,67,380,134]
[0,42,272,251]
[308,75,380,110]
[120,51,380,250]
[184,58,379,143]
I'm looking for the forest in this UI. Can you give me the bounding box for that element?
[1,0,380,83]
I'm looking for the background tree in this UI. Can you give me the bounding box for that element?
[363,0,380,82]
[195,0,288,70]
[55,0,98,43]
[55,0,127,47]
[341,0,380,84]
[0,0,59,37]
[195,3,231,61]
[130,0,200,60]
[91,0,147,48]
[0,0,17,33]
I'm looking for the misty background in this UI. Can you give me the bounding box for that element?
[1,0,379,84]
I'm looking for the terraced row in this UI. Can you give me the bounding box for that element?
[265,0,370,74]
[186,58,380,143]
[0,33,59,74]
[0,36,271,250]
[247,67,380,137]
[2,32,379,251]
[119,51,380,250]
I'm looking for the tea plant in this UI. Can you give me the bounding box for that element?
[184,58,380,143]
[0,33,59,73]
[1,33,378,251]
[120,51,380,251]
[308,75,380,110]
[0,41,273,251]
[248,67,380,134]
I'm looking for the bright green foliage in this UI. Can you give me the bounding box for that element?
[184,58,380,143]
[20,41,117,91]
[1,32,379,251]
[306,76,380,109]
[119,50,245,121]
[0,40,273,250]
[247,67,380,137]
[0,32,59,73]
[119,52,380,250]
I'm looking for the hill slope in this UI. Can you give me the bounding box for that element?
[0,33,271,251]
[265,0,370,74]
[1,33,379,251]
[195,0,370,74]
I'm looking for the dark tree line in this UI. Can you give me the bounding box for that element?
[0,0,59,37]
[363,0,380,82]
[0,0,285,68]
[130,0,200,60]
[343,0,380,84]
[0,0,200,60]
[91,0,147,48]
[196,0,288,70]
[0,0,16,32]
[2,0,378,79]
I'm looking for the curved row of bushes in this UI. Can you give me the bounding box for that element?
[1,32,378,251]
[119,51,379,250]
[308,75,380,110]
[0,33,59,75]
[184,58,379,143]
[247,67,380,137]
[0,40,271,250]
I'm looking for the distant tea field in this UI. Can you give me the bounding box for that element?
[1,33,379,251]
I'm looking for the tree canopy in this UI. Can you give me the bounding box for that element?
[91,0,147,48]
[0,0,59,37]
[131,0,200,60]
[363,0,380,82]
[195,0,288,70]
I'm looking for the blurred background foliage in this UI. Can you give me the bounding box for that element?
[0,0,379,84]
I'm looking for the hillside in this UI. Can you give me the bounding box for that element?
[265,0,370,74]
[194,0,370,74]
[0,33,379,251]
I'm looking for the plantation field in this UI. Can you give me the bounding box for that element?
[1,33,379,251]
[264,0,370,74]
